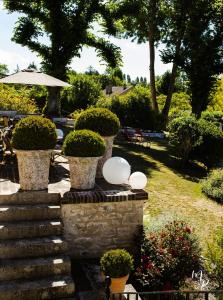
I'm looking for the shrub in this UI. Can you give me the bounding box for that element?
[168,116,202,165]
[136,221,201,291]
[62,129,105,157]
[75,108,120,136]
[201,111,223,128]
[192,119,223,168]
[205,228,223,288]
[100,249,134,278]
[0,84,37,113]
[61,74,102,113]
[12,116,57,150]
[97,85,157,130]
[201,169,223,203]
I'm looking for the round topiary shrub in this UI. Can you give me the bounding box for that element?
[12,116,57,150]
[62,129,105,157]
[100,249,134,278]
[75,108,120,136]
[201,169,223,203]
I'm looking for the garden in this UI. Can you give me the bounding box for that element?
[0,0,223,299]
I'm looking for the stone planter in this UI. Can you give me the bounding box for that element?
[68,156,101,190]
[96,135,115,178]
[16,150,52,191]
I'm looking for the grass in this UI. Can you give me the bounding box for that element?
[113,140,223,252]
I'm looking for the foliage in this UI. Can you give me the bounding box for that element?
[4,0,122,114]
[12,116,57,150]
[171,0,223,116]
[75,108,120,137]
[192,119,223,168]
[25,85,48,112]
[135,221,201,290]
[0,63,9,76]
[208,79,223,112]
[169,115,223,168]
[201,111,223,128]
[100,249,134,278]
[0,84,37,113]
[168,116,202,165]
[61,74,102,113]
[205,228,223,288]
[113,0,164,111]
[158,92,191,114]
[201,169,223,203]
[97,85,157,130]
[156,71,188,95]
[62,129,105,157]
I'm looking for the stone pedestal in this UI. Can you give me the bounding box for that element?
[61,183,147,258]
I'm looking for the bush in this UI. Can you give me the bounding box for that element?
[0,84,37,113]
[192,119,223,168]
[201,111,223,128]
[205,228,223,288]
[12,116,57,150]
[97,85,157,130]
[61,74,102,113]
[62,129,105,157]
[168,116,202,165]
[100,249,134,278]
[136,221,201,291]
[75,108,120,136]
[201,169,223,203]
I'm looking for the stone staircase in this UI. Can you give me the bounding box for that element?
[0,192,75,300]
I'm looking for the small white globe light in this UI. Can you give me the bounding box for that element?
[129,172,147,189]
[103,157,131,185]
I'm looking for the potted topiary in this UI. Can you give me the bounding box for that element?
[12,116,57,190]
[62,129,105,190]
[100,249,134,294]
[75,108,120,178]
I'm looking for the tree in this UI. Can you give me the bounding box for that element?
[160,0,191,120]
[127,74,131,84]
[162,0,223,117]
[0,63,9,77]
[113,0,164,112]
[27,62,38,71]
[179,0,223,117]
[85,66,99,76]
[61,74,102,113]
[4,0,122,115]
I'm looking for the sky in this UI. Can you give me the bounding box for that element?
[0,0,171,80]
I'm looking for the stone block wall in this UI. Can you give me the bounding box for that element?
[61,199,145,258]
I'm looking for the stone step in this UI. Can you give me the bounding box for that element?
[0,192,60,205]
[0,220,63,239]
[0,236,67,259]
[0,256,71,281]
[0,275,75,300]
[0,204,61,222]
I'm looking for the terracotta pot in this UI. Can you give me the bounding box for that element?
[96,135,115,178]
[68,156,101,190]
[110,274,129,294]
[16,149,52,191]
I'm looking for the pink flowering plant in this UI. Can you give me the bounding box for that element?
[135,221,201,291]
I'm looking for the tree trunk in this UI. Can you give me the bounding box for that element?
[46,86,61,116]
[149,34,159,113]
[162,62,178,118]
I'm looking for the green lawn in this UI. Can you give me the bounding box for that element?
[113,141,223,252]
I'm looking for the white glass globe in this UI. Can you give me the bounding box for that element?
[129,172,147,189]
[102,157,131,185]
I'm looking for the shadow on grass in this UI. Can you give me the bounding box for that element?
[113,144,158,178]
[114,140,207,182]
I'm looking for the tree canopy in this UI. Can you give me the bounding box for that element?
[4,0,122,114]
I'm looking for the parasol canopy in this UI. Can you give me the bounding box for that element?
[0,69,71,87]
